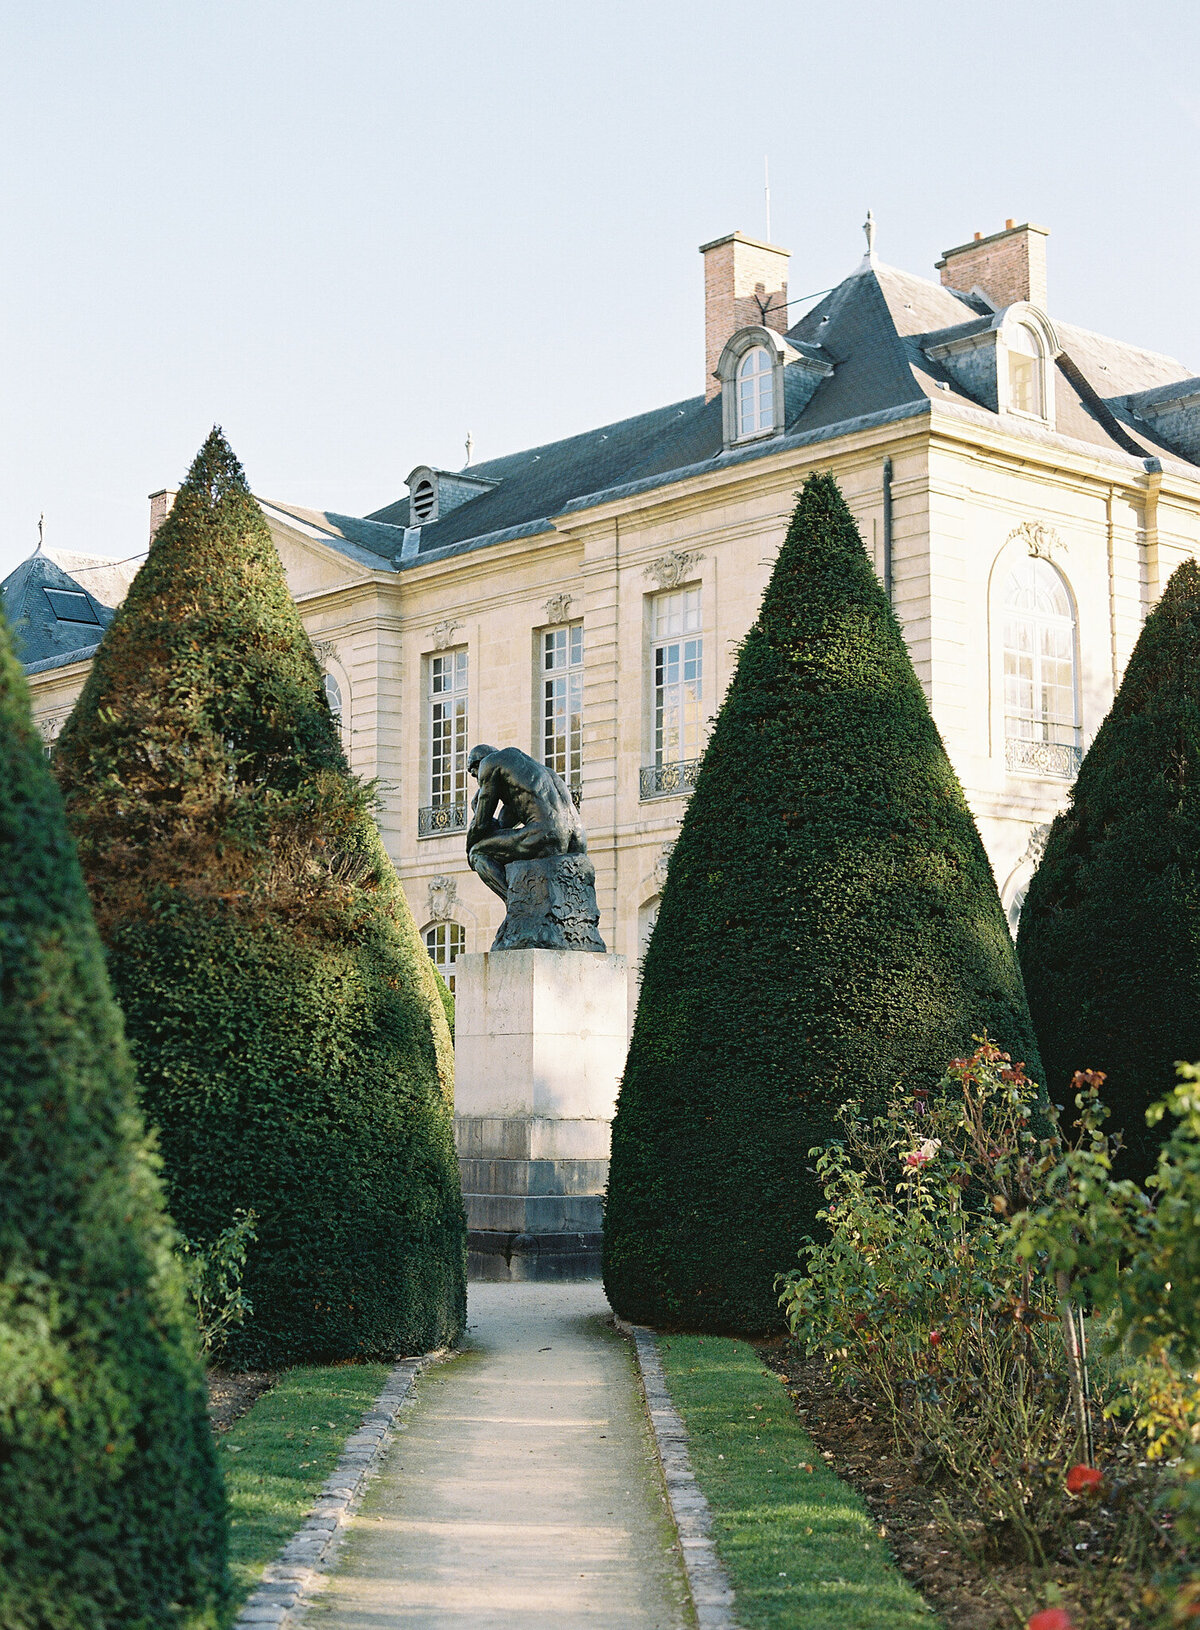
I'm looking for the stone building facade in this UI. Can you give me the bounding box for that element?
[10,217,1200,1014]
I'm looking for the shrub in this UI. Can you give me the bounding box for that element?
[779,1045,1172,1601]
[604,472,1041,1334]
[54,429,466,1365]
[1018,559,1200,1182]
[179,1210,258,1360]
[0,604,227,1627]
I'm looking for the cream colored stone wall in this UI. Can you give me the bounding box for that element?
[23,418,1200,1028]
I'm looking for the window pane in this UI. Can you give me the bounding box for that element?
[1003,562,1078,762]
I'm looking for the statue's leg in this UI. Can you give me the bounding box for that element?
[468,846,510,901]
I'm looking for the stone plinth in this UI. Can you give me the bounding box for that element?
[492,855,606,953]
[454,949,628,1280]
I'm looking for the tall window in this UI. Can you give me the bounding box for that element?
[737,346,774,437]
[542,623,583,795]
[651,587,703,776]
[322,672,343,738]
[1003,558,1079,778]
[424,921,465,994]
[429,649,468,808]
[1008,324,1045,417]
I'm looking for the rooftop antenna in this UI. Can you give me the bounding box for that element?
[35,513,44,555]
[464,431,473,468]
[764,156,771,241]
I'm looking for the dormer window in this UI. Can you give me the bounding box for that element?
[411,477,436,522]
[737,346,775,437]
[1008,323,1045,416]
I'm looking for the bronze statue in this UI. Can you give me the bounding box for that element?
[465,744,586,900]
[465,744,605,951]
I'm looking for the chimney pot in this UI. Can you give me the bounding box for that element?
[974,231,981,241]
[936,221,1049,310]
[699,231,790,401]
[1005,218,1014,229]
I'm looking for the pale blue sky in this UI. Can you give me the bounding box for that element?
[1,0,1197,575]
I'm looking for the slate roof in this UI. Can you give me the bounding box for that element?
[1,552,114,668]
[12,249,1199,655]
[319,256,1196,573]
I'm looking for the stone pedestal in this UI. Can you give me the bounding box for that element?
[454,948,628,1281]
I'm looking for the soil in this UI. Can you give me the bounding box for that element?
[759,1342,1156,1630]
[206,1369,276,1436]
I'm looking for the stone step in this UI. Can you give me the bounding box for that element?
[458,1156,609,1197]
[462,1191,604,1234]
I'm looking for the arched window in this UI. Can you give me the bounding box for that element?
[737,346,774,437]
[322,672,342,723]
[1007,323,1045,417]
[424,921,465,994]
[1003,557,1079,778]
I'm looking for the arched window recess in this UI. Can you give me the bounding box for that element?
[714,326,831,449]
[997,304,1059,424]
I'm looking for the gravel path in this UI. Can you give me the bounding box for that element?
[301,1281,692,1629]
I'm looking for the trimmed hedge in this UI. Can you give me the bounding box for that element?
[1018,558,1200,1182]
[0,603,227,1627]
[603,473,1041,1335]
[54,429,466,1365]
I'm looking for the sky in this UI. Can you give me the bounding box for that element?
[1,0,1197,576]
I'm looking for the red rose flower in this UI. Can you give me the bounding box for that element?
[1027,1610,1074,1630]
[1065,1463,1103,1495]
[929,1329,942,1347]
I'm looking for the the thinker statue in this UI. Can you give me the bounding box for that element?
[465,744,604,951]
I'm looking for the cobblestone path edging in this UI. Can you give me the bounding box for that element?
[231,1356,433,1629]
[616,1319,743,1630]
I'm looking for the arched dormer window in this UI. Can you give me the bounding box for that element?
[1007,322,1045,417]
[1002,557,1079,778]
[737,346,774,437]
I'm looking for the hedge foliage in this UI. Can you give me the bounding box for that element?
[54,429,466,1365]
[603,473,1041,1335]
[1018,558,1200,1182]
[0,604,227,1627]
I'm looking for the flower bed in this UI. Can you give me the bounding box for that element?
[776,1043,1200,1628]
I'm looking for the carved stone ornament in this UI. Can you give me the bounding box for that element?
[312,638,338,664]
[1008,521,1065,561]
[1023,822,1052,865]
[431,618,463,651]
[644,549,703,590]
[544,592,573,625]
[37,713,68,744]
[426,875,458,922]
[653,840,676,888]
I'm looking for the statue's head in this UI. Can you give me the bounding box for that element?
[467,743,495,780]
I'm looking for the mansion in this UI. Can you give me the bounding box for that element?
[8,216,1200,1012]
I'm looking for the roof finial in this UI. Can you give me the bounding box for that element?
[35,513,44,555]
[864,208,877,259]
[464,431,473,468]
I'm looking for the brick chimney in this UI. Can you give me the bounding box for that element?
[935,221,1049,311]
[148,488,177,542]
[700,231,790,400]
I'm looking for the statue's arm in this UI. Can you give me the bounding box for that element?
[466,767,501,850]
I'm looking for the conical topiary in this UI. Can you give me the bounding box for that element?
[604,472,1042,1335]
[0,604,227,1627]
[54,429,466,1365]
[1018,558,1200,1182]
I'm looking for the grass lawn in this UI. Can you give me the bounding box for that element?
[656,1335,938,1630]
[219,1363,391,1623]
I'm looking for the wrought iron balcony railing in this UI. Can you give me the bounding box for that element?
[418,801,468,837]
[1005,737,1082,780]
[639,758,702,800]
